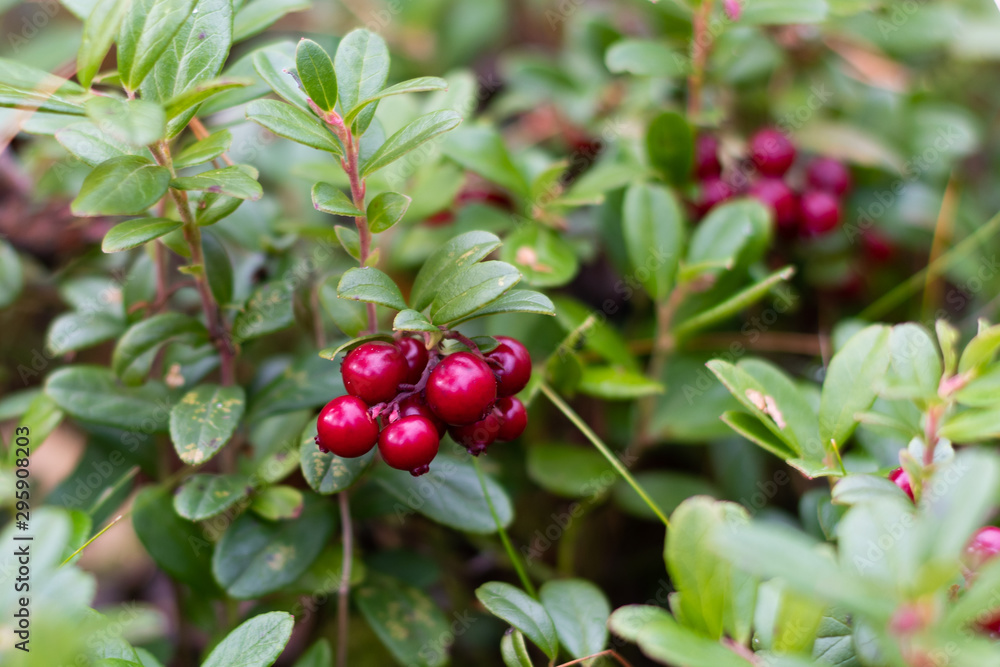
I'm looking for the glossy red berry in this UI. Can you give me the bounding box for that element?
[750,129,796,177]
[695,134,722,179]
[749,178,798,232]
[316,396,378,458]
[495,396,527,441]
[486,336,532,398]
[696,178,735,217]
[966,527,1000,569]
[342,342,408,405]
[800,190,841,237]
[398,393,446,437]
[889,467,915,502]
[449,414,501,456]
[426,352,497,425]
[378,416,440,476]
[396,337,429,385]
[806,157,851,195]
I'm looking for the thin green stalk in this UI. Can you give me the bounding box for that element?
[472,457,537,598]
[60,512,128,566]
[539,382,670,528]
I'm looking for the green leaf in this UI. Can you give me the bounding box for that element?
[500,225,579,288]
[578,366,664,400]
[367,192,411,233]
[667,498,758,644]
[539,579,610,660]
[234,0,310,42]
[0,59,88,115]
[614,471,719,522]
[476,582,559,659]
[132,487,215,588]
[319,274,366,336]
[371,458,514,533]
[500,631,533,667]
[343,76,449,127]
[201,612,294,667]
[410,230,502,311]
[831,474,907,506]
[163,78,251,124]
[608,605,672,643]
[338,267,407,310]
[232,281,295,343]
[299,417,374,494]
[251,485,303,520]
[631,613,754,667]
[937,319,961,377]
[959,323,1000,374]
[292,641,333,667]
[673,266,796,339]
[622,182,683,301]
[112,313,208,385]
[956,364,1000,407]
[71,156,171,217]
[77,0,129,89]
[170,384,245,465]
[448,289,555,326]
[318,333,396,361]
[212,494,335,598]
[117,0,198,91]
[939,408,1000,443]
[0,240,24,309]
[360,110,463,178]
[686,199,772,274]
[173,473,252,520]
[819,325,892,451]
[10,394,64,465]
[55,121,144,167]
[245,99,343,155]
[527,443,613,498]
[441,126,529,197]
[606,39,688,77]
[46,365,172,432]
[171,165,262,200]
[334,28,390,134]
[252,45,309,111]
[102,217,183,253]
[392,309,437,333]
[356,573,451,667]
[720,410,796,460]
[646,111,693,185]
[430,261,520,325]
[174,130,233,169]
[740,0,828,25]
[312,182,362,217]
[887,323,942,400]
[295,38,337,112]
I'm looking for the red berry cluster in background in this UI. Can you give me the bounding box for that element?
[965,526,1000,635]
[315,336,531,476]
[694,128,852,239]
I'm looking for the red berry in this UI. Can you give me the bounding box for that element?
[426,352,497,425]
[750,129,796,177]
[379,416,440,476]
[977,611,1000,636]
[449,414,501,456]
[800,190,841,236]
[398,393,446,437]
[696,178,735,217]
[966,527,1000,569]
[806,157,851,195]
[342,342,408,405]
[495,397,527,441]
[863,231,894,263]
[889,467,915,502]
[486,336,532,397]
[396,337,429,385]
[749,178,798,232]
[695,134,721,179]
[316,396,378,458]
[425,210,455,227]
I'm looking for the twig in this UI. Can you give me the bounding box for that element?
[189,117,234,166]
[557,649,635,667]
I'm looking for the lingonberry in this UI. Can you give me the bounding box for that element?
[749,178,798,232]
[426,352,498,425]
[889,467,915,502]
[495,396,527,441]
[378,416,440,476]
[966,527,1000,570]
[342,341,408,405]
[696,178,735,217]
[396,337,429,385]
[863,231,894,263]
[750,129,796,177]
[449,413,501,456]
[485,336,532,397]
[977,612,1000,636]
[316,395,379,458]
[695,134,722,179]
[806,157,851,195]
[398,393,446,437]
[800,190,841,236]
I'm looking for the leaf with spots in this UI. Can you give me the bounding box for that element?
[356,573,451,667]
[212,492,335,598]
[169,384,245,465]
[173,472,252,520]
[232,280,295,343]
[299,417,374,494]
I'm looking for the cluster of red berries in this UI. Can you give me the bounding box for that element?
[694,128,852,238]
[315,336,531,476]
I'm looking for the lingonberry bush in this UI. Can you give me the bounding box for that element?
[3,0,1000,666]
